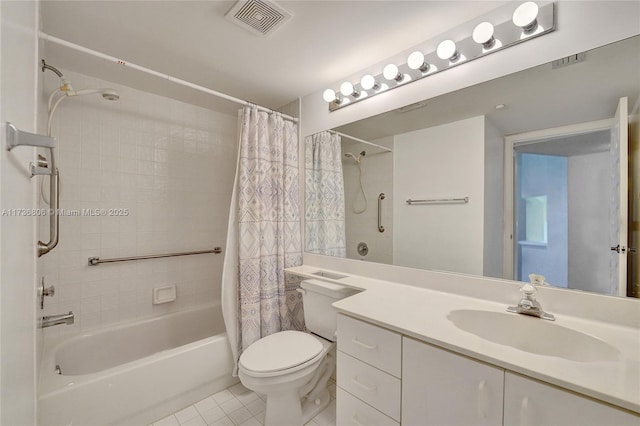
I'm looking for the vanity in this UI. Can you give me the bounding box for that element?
[287,265,640,426]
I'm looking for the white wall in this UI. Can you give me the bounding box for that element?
[343,137,393,264]
[394,116,485,275]
[631,112,640,298]
[300,1,640,138]
[37,70,237,336]
[568,151,609,293]
[483,118,504,278]
[0,1,39,424]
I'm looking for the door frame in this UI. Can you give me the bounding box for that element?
[502,118,614,281]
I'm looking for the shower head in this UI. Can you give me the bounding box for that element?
[345,152,357,160]
[71,88,120,101]
[345,151,366,163]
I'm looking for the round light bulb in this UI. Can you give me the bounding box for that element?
[472,22,495,47]
[322,89,337,103]
[437,39,458,61]
[383,63,402,81]
[513,2,539,32]
[360,74,376,90]
[340,82,354,97]
[407,51,424,70]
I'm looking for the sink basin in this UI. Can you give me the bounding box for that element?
[447,309,620,362]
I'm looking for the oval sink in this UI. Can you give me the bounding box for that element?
[447,309,620,362]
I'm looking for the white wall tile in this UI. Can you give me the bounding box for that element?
[38,70,237,334]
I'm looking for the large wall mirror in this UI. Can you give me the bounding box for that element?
[305,36,640,298]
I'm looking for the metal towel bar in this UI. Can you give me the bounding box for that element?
[406,197,469,205]
[88,247,222,266]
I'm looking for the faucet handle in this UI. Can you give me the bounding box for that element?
[520,283,536,298]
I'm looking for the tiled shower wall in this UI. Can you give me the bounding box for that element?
[342,137,394,264]
[37,70,237,335]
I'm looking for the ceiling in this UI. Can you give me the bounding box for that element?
[40,1,506,115]
[337,35,640,141]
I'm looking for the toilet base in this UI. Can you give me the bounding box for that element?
[301,388,331,424]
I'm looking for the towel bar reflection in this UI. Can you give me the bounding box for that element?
[88,248,222,266]
[406,197,469,205]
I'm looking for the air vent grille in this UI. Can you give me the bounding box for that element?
[226,0,292,37]
[552,53,586,69]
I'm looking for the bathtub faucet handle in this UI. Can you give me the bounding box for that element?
[39,277,55,309]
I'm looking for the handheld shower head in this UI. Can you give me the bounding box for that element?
[71,88,120,101]
[100,89,120,101]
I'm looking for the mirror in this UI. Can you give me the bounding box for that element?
[305,36,640,297]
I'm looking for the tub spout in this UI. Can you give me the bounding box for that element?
[42,311,74,328]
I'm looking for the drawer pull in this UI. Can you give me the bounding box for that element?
[352,376,377,392]
[477,380,488,419]
[351,415,366,426]
[351,337,377,350]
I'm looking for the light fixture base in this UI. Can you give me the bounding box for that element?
[327,1,555,112]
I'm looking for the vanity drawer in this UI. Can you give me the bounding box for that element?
[337,351,401,421]
[337,387,399,426]
[337,314,401,377]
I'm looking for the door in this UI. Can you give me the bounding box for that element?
[402,337,503,426]
[610,97,629,296]
[504,98,629,296]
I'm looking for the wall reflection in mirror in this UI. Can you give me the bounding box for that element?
[305,36,640,298]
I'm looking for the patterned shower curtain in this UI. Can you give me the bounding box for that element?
[222,106,304,374]
[304,131,346,257]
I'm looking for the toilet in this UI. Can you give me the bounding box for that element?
[238,279,359,426]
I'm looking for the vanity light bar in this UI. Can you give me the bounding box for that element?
[324,1,555,112]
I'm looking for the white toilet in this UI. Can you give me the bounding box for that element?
[238,279,359,426]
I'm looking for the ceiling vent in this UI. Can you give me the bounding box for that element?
[226,0,292,37]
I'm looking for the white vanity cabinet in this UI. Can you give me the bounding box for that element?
[336,314,401,426]
[503,372,639,426]
[402,337,504,426]
[335,313,639,426]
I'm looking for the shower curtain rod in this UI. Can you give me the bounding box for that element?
[38,32,298,123]
[330,130,393,153]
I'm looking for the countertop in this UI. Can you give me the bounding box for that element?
[286,265,640,414]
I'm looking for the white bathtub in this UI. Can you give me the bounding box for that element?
[38,303,238,426]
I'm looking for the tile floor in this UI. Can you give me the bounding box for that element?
[151,381,337,426]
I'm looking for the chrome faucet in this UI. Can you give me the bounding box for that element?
[41,311,74,328]
[507,284,555,321]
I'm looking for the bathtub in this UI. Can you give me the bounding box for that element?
[38,303,238,426]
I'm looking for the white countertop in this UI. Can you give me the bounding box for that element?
[286,265,640,414]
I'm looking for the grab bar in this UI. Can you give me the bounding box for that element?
[4,122,59,257]
[88,247,222,266]
[406,196,469,205]
[378,193,385,233]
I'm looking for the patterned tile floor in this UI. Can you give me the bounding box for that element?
[151,380,337,426]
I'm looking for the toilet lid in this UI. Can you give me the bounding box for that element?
[239,331,323,374]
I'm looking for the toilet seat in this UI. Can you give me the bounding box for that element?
[239,331,324,377]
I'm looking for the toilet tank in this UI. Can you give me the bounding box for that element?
[299,279,360,342]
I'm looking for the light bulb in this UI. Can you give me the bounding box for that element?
[340,81,360,98]
[383,64,403,82]
[407,51,429,73]
[513,2,539,33]
[437,40,459,61]
[323,89,337,103]
[360,74,379,91]
[472,22,496,48]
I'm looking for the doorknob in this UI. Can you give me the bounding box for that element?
[610,245,626,253]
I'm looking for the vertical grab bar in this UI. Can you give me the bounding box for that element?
[378,193,385,233]
[38,152,59,257]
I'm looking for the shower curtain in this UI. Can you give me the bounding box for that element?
[304,132,346,257]
[222,106,304,374]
